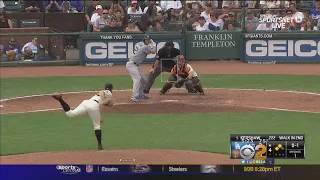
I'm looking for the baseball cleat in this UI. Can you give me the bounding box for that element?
[52,93,62,100]
[188,88,197,93]
[98,144,103,150]
[131,96,139,102]
[143,90,149,94]
[138,94,149,99]
[200,92,205,95]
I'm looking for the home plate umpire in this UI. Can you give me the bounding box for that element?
[143,41,197,94]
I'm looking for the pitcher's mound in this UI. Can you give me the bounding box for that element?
[0,149,240,164]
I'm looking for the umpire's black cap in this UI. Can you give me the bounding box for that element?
[105,83,113,91]
[165,41,174,47]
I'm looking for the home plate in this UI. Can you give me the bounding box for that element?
[0,105,3,108]
[160,100,179,103]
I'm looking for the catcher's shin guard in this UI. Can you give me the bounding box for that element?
[193,81,204,94]
[160,81,173,94]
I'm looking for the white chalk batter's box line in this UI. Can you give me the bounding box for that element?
[0,88,319,115]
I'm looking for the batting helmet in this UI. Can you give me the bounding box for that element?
[105,83,113,91]
[143,34,151,41]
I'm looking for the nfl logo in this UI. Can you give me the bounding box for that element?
[86,165,93,173]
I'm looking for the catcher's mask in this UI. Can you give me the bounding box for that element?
[176,55,186,69]
[105,83,113,91]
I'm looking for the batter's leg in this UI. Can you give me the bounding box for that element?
[159,75,177,94]
[126,61,141,102]
[86,102,103,150]
[143,65,162,93]
[138,69,149,99]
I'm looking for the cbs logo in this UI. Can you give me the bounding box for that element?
[240,144,267,160]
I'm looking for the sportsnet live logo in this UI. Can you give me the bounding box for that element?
[259,14,303,29]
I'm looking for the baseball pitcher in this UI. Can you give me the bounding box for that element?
[143,41,184,94]
[159,55,204,95]
[126,34,156,102]
[51,83,114,150]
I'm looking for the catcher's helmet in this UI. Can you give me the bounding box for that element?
[165,41,174,47]
[105,83,113,91]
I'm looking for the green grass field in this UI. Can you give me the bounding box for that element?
[1,74,320,164]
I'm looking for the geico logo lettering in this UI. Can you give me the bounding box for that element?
[85,41,180,59]
[246,40,320,57]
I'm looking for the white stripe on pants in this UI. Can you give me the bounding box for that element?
[126,61,147,97]
[65,100,101,130]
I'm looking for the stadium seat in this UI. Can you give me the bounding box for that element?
[3,0,22,12]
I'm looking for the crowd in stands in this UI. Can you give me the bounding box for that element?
[1,0,320,61]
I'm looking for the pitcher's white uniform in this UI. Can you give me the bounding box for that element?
[126,42,153,98]
[65,90,112,130]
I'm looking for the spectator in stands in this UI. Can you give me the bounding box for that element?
[137,14,152,32]
[181,3,193,21]
[242,0,257,8]
[207,12,224,30]
[154,11,168,30]
[0,10,12,28]
[260,0,281,8]
[161,0,182,11]
[284,0,297,9]
[3,37,21,61]
[21,37,45,59]
[44,0,63,12]
[219,4,231,21]
[186,1,203,11]
[114,9,124,28]
[256,20,273,30]
[143,0,161,13]
[166,8,180,22]
[223,12,241,30]
[100,16,122,32]
[201,2,212,22]
[301,18,318,30]
[85,0,99,23]
[195,16,209,31]
[61,0,71,12]
[0,45,9,62]
[24,0,44,12]
[146,3,158,22]
[109,0,124,16]
[289,2,304,28]
[125,19,140,32]
[226,23,235,31]
[153,20,164,31]
[93,9,110,32]
[69,0,84,12]
[127,0,142,14]
[0,0,4,9]
[22,46,35,60]
[244,10,259,31]
[257,4,269,19]
[222,0,239,8]
[187,10,201,31]
[310,0,320,25]
[90,5,103,29]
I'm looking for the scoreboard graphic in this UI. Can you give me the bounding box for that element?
[230,134,305,161]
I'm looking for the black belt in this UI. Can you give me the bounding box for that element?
[94,100,99,104]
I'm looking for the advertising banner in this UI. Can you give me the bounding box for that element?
[244,33,320,63]
[185,31,242,60]
[80,34,182,66]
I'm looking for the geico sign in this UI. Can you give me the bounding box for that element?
[85,41,180,59]
[246,40,320,57]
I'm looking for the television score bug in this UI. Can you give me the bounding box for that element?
[230,134,305,163]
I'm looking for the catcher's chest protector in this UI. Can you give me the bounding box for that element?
[174,64,188,79]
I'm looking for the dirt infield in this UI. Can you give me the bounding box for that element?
[1,61,320,164]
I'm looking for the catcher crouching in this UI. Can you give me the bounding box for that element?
[159,55,204,95]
